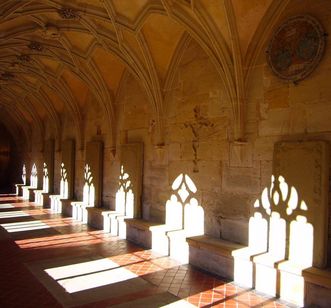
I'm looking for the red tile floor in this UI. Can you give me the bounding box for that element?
[0,196,297,308]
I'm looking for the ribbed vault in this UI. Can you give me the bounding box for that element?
[0,0,289,151]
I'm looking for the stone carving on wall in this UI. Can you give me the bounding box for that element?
[184,106,214,173]
[267,15,326,83]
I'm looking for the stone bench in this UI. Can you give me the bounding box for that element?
[61,199,75,217]
[15,183,25,196]
[87,207,104,230]
[33,190,52,207]
[102,210,126,237]
[124,218,165,250]
[49,194,63,212]
[70,201,92,223]
[125,218,183,258]
[252,253,325,306]
[186,235,245,280]
[302,267,331,308]
[125,219,209,263]
[60,200,100,228]
[22,186,37,201]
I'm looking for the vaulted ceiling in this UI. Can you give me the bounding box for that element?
[0,0,291,150]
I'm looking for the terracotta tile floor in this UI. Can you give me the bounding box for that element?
[0,196,297,308]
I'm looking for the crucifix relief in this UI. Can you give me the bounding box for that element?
[184,106,214,172]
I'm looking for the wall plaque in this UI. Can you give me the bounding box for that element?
[267,15,326,83]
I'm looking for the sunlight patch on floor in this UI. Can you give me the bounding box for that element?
[45,258,137,293]
[0,211,30,219]
[0,203,15,209]
[0,220,50,232]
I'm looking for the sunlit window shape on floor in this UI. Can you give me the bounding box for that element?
[71,164,95,224]
[42,163,49,193]
[232,177,274,288]
[44,258,137,294]
[83,164,95,207]
[116,165,134,218]
[50,163,69,213]
[234,173,315,302]
[236,174,315,306]
[232,210,268,287]
[60,163,69,199]
[22,164,26,185]
[0,220,50,233]
[30,163,38,188]
[253,175,294,296]
[22,163,38,200]
[0,210,30,219]
[34,163,50,205]
[166,174,204,236]
[103,166,135,238]
[15,164,27,195]
[0,203,15,209]
[152,174,204,263]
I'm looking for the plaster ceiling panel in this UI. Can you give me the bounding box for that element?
[37,12,65,24]
[18,108,33,123]
[61,69,89,108]
[41,85,65,114]
[91,18,115,36]
[122,29,145,64]
[26,96,47,119]
[112,0,149,22]
[142,14,184,81]
[20,74,38,85]
[199,0,231,48]
[60,0,103,11]
[38,57,61,74]
[232,0,273,56]
[92,47,125,92]
[63,31,95,54]
[7,85,23,95]
[0,17,33,35]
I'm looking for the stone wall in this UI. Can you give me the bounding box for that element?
[23,0,331,265]
[245,0,331,263]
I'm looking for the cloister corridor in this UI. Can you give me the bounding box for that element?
[0,195,291,308]
[1,1,331,307]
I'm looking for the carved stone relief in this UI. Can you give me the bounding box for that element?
[267,15,326,83]
[184,106,214,172]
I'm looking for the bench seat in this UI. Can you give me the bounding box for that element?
[124,218,166,251]
[187,235,245,280]
[303,267,331,308]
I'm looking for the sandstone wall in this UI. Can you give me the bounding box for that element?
[23,0,331,265]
